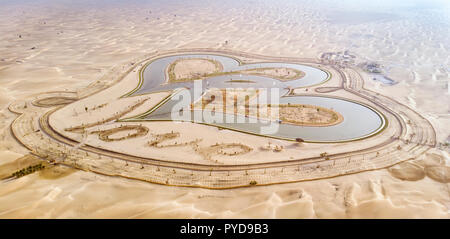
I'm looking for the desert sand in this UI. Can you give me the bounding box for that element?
[0,0,449,218]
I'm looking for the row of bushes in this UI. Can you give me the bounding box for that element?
[11,163,45,178]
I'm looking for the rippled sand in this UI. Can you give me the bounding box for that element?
[0,0,449,218]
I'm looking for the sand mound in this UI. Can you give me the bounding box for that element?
[415,153,445,168]
[277,104,343,127]
[425,166,450,183]
[388,161,425,181]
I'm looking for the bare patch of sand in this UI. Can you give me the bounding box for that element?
[276,104,343,127]
[388,161,425,181]
[0,154,41,179]
[38,165,76,180]
[169,58,222,82]
[425,166,450,183]
[415,153,446,167]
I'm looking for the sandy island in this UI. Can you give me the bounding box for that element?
[167,57,305,83]
[193,88,343,127]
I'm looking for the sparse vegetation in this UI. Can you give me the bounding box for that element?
[11,163,46,178]
[92,125,149,142]
[65,98,148,133]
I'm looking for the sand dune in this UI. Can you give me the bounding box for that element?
[1,152,448,218]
